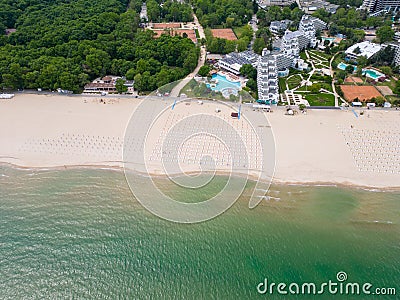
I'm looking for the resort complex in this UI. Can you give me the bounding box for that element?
[256,15,326,104]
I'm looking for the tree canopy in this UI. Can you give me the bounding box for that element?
[192,0,253,28]
[376,25,394,43]
[0,0,199,92]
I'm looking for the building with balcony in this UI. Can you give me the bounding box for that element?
[361,0,400,13]
[257,50,279,104]
[217,51,259,75]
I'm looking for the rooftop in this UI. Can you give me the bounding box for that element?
[345,41,383,59]
[221,51,259,66]
[283,30,304,40]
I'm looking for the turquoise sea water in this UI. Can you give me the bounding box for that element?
[0,166,399,299]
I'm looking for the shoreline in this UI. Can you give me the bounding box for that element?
[2,161,400,192]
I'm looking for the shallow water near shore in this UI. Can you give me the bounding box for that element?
[0,166,399,299]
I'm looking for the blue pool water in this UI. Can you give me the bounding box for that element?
[362,69,385,79]
[337,62,357,71]
[207,74,241,92]
[337,63,385,79]
[322,37,335,42]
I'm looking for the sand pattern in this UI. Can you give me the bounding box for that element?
[146,107,262,171]
[339,120,400,174]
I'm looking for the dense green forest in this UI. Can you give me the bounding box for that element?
[146,0,193,22]
[192,0,254,28]
[0,0,199,92]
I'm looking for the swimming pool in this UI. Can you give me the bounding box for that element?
[362,69,385,80]
[337,62,357,71]
[206,74,241,92]
[322,37,335,42]
[337,63,385,79]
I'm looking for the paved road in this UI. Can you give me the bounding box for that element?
[249,14,258,49]
[193,13,205,40]
[329,51,348,107]
[170,13,206,97]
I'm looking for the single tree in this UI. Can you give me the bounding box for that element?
[198,65,211,77]
[115,78,128,93]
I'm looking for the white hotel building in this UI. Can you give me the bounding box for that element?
[257,49,279,104]
[361,0,400,12]
[257,15,326,103]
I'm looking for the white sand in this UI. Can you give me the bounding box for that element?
[0,94,138,168]
[1,93,399,188]
[268,108,400,188]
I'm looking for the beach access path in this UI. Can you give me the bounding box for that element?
[170,13,206,97]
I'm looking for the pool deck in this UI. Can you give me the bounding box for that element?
[218,71,241,83]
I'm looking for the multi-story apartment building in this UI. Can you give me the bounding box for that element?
[269,20,292,35]
[281,15,326,56]
[257,50,279,104]
[361,0,400,13]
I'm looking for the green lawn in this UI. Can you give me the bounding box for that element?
[314,63,330,69]
[195,29,200,39]
[279,77,286,93]
[287,75,302,90]
[296,85,309,92]
[300,51,307,61]
[233,26,248,39]
[295,82,332,92]
[304,93,335,106]
[309,50,331,60]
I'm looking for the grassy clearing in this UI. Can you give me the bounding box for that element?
[287,75,302,90]
[195,29,200,38]
[233,26,247,38]
[309,50,331,60]
[314,64,330,69]
[304,93,335,106]
[296,82,332,92]
[279,77,286,93]
[300,51,307,61]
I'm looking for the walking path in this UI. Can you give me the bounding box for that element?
[329,51,348,107]
[170,13,206,97]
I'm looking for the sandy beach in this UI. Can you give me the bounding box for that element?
[1,93,399,188]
